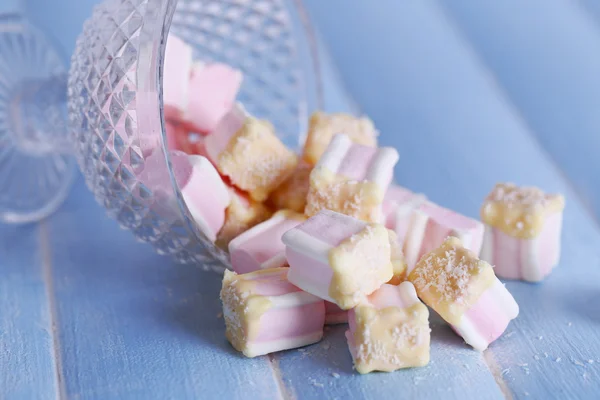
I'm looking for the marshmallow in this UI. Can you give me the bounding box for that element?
[480,183,565,282]
[163,34,192,120]
[346,282,430,373]
[165,121,184,152]
[305,134,399,222]
[302,111,378,165]
[408,237,518,351]
[382,184,427,242]
[205,103,298,201]
[138,151,230,242]
[184,62,243,134]
[282,210,393,310]
[388,230,408,285]
[164,122,207,155]
[325,229,406,326]
[268,161,312,213]
[221,268,325,357]
[215,187,272,250]
[228,210,306,274]
[325,302,348,325]
[403,201,484,271]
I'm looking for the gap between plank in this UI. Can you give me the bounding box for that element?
[40,221,67,400]
[268,354,294,400]
[483,351,514,400]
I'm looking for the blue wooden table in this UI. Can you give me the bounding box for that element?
[3,1,600,399]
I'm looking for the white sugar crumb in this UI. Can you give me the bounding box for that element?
[321,342,331,350]
[331,372,340,379]
[413,376,426,385]
[502,368,510,375]
[516,221,524,230]
[571,358,585,367]
[309,378,324,388]
[487,183,550,211]
[555,357,562,363]
[534,355,540,361]
[544,352,549,358]
[588,360,594,364]
[505,331,514,338]
[567,322,572,326]
[538,336,543,340]
[355,319,429,368]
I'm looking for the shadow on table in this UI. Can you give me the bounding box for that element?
[156,260,245,358]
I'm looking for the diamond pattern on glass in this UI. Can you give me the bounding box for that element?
[68,0,315,271]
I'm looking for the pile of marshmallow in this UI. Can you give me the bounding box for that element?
[159,35,565,374]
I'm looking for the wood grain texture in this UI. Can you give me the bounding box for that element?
[42,179,282,400]
[304,0,600,398]
[436,0,600,217]
[0,224,58,400]
[3,1,600,399]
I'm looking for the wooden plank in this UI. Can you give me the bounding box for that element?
[44,178,282,400]
[304,0,600,398]
[437,0,600,217]
[0,223,58,400]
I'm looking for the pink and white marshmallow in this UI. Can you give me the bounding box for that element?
[204,103,298,201]
[184,62,243,134]
[221,268,325,357]
[163,34,193,121]
[346,282,430,373]
[215,187,272,250]
[480,183,565,282]
[282,209,393,310]
[228,210,306,274]
[409,237,519,351]
[138,151,230,242]
[303,111,378,166]
[382,184,427,242]
[204,102,248,162]
[403,201,484,270]
[305,134,399,223]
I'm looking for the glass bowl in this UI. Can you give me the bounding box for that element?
[67,0,321,271]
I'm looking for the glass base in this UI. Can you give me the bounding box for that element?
[0,18,75,223]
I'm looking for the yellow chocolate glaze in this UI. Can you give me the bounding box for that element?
[215,191,272,250]
[408,237,495,326]
[305,168,384,223]
[218,118,298,202]
[302,111,378,165]
[268,162,312,213]
[481,182,565,239]
[352,302,430,374]
[387,230,408,285]
[328,224,393,310]
[221,269,282,357]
